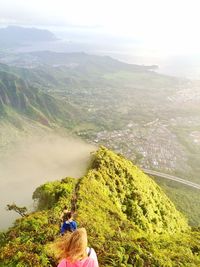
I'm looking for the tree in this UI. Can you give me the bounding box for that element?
[6,203,27,217]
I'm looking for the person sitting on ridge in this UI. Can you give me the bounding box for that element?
[61,211,77,235]
[57,228,99,267]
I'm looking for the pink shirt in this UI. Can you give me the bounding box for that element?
[57,248,99,267]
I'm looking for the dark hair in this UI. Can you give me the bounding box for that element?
[63,206,68,210]
[63,211,72,221]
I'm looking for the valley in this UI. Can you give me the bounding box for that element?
[1,1,200,264]
[0,49,200,227]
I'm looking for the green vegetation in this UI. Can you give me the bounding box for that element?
[0,52,182,133]
[0,177,77,267]
[1,147,200,267]
[152,177,200,227]
[0,66,83,129]
[1,51,200,233]
[170,124,200,183]
[0,52,191,134]
[6,203,27,217]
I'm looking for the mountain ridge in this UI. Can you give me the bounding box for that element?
[1,147,199,267]
[76,147,189,234]
[0,64,82,128]
[0,26,57,46]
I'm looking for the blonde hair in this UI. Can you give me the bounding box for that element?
[58,228,88,263]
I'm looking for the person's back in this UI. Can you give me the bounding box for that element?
[57,228,99,267]
[61,220,77,234]
[57,247,98,267]
[61,211,77,235]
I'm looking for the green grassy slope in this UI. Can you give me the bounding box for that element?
[77,147,188,234]
[1,147,200,267]
[0,66,83,129]
[152,177,200,227]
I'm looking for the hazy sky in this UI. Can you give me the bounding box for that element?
[0,0,200,56]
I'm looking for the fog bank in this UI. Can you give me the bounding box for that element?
[0,134,95,229]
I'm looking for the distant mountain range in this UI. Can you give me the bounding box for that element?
[0,50,158,71]
[0,26,57,47]
[0,52,162,130]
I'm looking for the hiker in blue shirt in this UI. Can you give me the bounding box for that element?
[61,211,77,235]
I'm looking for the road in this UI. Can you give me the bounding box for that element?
[142,169,200,190]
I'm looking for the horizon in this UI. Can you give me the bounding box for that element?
[1,0,200,78]
[1,24,200,79]
[1,0,200,57]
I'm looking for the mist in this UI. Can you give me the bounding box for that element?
[0,134,95,230]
